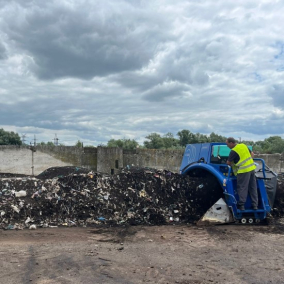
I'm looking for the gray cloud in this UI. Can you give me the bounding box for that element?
[0,42,6,59]
[0,0,284,145]
[142,81,191,102]
[1,1,172,80]
[268,85,284,109]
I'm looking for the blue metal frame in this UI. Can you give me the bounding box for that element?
[180,143,271,221]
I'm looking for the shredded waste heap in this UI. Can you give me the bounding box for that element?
[0,167,283,229]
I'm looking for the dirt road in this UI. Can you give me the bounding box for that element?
[1,223,284,284]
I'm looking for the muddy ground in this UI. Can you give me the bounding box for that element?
[1,223,284,284]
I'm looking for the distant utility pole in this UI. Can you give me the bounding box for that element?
[54,134,59,146]
[29,143,36,176]
[33,135,37,146]
[21,134,26,144]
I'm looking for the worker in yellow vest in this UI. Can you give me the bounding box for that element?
[226,137,258,211]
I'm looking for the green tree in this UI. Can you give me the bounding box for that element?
[75,140,83,147]
[47,141,55,147]
[177,129,209,145]
[123,139,139,150]
[163,132,180,149]
[0,128,22,145]
[252,144,263,153]
[144,133,164,149]
[208,132,227,143]
[264,136,284,153]
[241,136,284,154]
[107,139,123,148]
[107,138,139,150]
[177,130,195,146]
[195,132,209,143]
[39,141,56,147]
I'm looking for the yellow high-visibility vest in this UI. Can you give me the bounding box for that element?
[231,144,256,175]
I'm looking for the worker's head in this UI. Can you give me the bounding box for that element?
[226,137,236,149]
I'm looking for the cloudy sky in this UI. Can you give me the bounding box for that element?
[0,0,283,146]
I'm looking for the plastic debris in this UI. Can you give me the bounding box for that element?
[97,217,106,221]
[15,190,27,197]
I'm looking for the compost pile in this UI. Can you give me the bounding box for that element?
[0,167,223,229]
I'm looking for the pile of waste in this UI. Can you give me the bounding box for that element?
[1,167,284,229]
[0,167,223,229]
[36,166,90,179]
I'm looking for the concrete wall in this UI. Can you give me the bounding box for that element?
[255,153,284,173]
[97,147,123,175]
[36,145,97,170]
[123,149,184,173]
[0,145,72,175]
[0,145,283,175]
[0,145,97,175]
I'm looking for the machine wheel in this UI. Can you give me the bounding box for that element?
[255,219,260,223]
[248,218,254,224]
[241,218,247,224]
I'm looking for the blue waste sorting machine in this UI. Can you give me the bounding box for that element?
[180,143,278,224]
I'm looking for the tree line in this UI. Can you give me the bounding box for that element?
[107,131,226,150]
[0,128,283,154]
[106,130,284,154]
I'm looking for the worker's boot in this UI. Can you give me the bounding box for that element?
[237,204,245,211]
[252,205,258,210]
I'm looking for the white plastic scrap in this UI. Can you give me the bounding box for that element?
[11,205,20,213]
[15,190,27,197]
[104,194,109,200]
[25,217,33,224]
